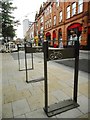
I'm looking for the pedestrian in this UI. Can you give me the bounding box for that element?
[73,34,77,45]
[59,38,63,48]
[59,42,63,48]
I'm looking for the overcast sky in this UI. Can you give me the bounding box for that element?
[13,0,47,39]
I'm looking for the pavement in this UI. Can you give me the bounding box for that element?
[0,51,90,119]
[55,58,89,73]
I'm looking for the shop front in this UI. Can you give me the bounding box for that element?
[58,28,63,48]
[67,23,82,46]
[53,30,58,48]
[46,32,51,46]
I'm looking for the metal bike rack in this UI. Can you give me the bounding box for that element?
[17,44,33,71]
[43,40,79,117]
[24,43,44,83]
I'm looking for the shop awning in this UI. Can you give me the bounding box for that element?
[67,23,82,31]
[46,32,51,36]
[53,32,56,38]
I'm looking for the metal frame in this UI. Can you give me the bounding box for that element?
[24,43,44,83]
[43,40,79,117]
[17,45,33,71]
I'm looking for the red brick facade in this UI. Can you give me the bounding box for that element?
[35,1,90,49]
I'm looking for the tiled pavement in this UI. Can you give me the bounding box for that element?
[0,52,89,119]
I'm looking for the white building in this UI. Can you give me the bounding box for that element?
[25,23,35,45]
[29,24,34,42]
[23,19,30,37]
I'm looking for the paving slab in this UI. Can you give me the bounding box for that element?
[79,82,88,98]
[77,95,88,114]
[25,109,48,118]
[26,94,44,111]
[79,113,90,118]
[2,103,13,118]
[14,114,26,118]
[1,52,89,119]
[51,89,70,101]
[0,99,2,119]
[56,108,83,118]
[12,99,30,117]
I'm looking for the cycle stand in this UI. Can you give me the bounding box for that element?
[43,40,79,117]
[24,43,44,83]
[17,44,33,71]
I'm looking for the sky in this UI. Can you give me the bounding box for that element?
[13,0,47,39]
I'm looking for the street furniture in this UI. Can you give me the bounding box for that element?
[43,40,79,117]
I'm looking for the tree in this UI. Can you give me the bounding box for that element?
[1,0,17,43]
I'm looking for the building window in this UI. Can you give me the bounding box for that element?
[67,6,70,19]
[45,10,46,16]
[54,16,56,25]
[46,21,47,28]
[49,19,51,27]
[56,0,59,7]
[72,2,76,16]
[49,5,52,13]
[45,21,47,29]
[40,16,43,23]
[59,11,62,22]
[45,22,46,29]
[47,21,49,28]
[45,9,48,16]
[78,0,83,13]
[46,21,48,28]
[36,22,38,27]
[47,7,49,15]
[40,26,43,33]
[36,31,38,36]
[50,19,51,27]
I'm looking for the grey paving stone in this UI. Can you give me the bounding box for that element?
[12,99,30,117]
[56,108,83,118]
[78,76,88,84]
[0,85,2,101]
[0,99,2,119]
[77,95,88,114]
[1,53,89,119]
[51,89,70,101]
[79,113,89,118]
[14,114,26,118]
[25,108,48,118]
[2,103,13,118]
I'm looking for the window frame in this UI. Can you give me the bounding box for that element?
[72,2,76,16]
[40,16,43,23]
[78,0,83,13]
[49,5,52,13]
[49,19,51,27]
[56,0,59,7]
[54,15,56,25]
[66,6,70,19]
[59,11,62,22]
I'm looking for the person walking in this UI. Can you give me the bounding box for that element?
[59,38,63,48]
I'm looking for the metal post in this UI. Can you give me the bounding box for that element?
[43,40,48,113]
[24,43,28,82]
[73,39,79,102]
[17,45,20,71]
[31,53,34,69]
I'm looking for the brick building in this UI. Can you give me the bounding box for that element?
[35,0,90,49]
